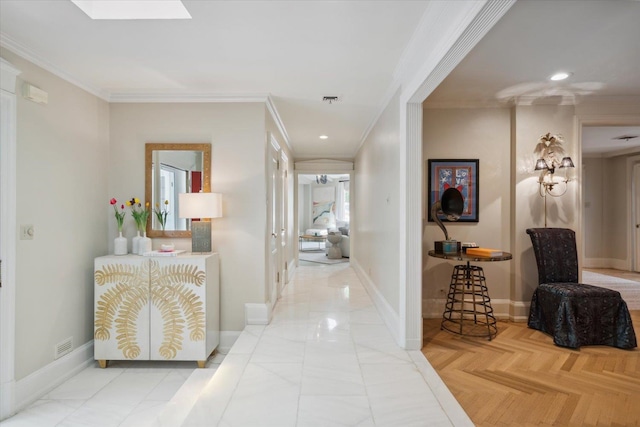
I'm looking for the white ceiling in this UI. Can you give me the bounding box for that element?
[1,1,639,159]
[424,0,640,155]
[0,0,428,159]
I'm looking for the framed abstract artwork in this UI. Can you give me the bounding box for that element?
[427,159,479,222]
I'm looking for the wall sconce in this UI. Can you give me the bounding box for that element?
[178,192,222,253]
[534,133,575,226]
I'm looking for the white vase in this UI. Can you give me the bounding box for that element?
[138,232,152,255]
[114,231,127,255]
[132,231,142,255]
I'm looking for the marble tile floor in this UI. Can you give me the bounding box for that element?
[3,263,472,426]
[0,357,224,427]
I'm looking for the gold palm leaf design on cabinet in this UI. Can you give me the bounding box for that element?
[94,260,206,360]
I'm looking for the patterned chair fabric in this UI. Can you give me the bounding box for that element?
[526,228,636,349]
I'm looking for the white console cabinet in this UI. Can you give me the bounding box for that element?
[94,253,219,368]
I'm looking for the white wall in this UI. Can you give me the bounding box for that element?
[512,104,577,313]
[353,88,401,314]
[419,104,577,320]
[583,152,640,268]
[298,183,311,232]
[1,48,110,380]
[583,157,605,263]
[109,102,276,333]
[604,154,634,262]
[422,107,511,317]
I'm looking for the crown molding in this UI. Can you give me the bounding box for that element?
[0,32,110,101]
[265,96,292,155]
[111,92,293,154]
[423,99,508,109]
[577,95,640,105]
[108,92,270,103]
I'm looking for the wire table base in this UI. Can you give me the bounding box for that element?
[441,263,497,340]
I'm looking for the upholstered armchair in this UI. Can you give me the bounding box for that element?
[526,228,636,349]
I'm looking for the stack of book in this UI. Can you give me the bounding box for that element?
[465,247,503,257]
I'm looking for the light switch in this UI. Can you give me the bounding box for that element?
[20,225,34,240]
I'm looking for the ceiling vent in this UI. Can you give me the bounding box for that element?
[612,135,639,142]
[322,96,340,104]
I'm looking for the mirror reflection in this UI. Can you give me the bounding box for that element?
[145,143,211,238]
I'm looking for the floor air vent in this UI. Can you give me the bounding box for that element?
[55,337,73,359]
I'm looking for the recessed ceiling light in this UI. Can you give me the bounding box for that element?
[71,0,191,20]
[550,72,571,81]
[319,135,329,140]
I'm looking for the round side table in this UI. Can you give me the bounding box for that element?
[428,250,512,340]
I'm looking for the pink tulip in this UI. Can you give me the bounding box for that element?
[110,198,117,205]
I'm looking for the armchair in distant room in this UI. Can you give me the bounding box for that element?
[526,228,636,349]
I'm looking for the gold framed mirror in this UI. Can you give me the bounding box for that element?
[145,143,211,238]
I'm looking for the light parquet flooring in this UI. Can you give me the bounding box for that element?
[584,268,640,283]
[422,311,640,427]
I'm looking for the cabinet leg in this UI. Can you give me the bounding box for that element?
[98,360,108,369]
[197,360,206,368]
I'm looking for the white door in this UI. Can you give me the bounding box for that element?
[279,153,288,294]
[267,137,281,307]
[634,163,640,272]
[0,65,19,420]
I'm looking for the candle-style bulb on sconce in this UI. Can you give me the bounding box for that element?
[534,158,549,171]
[559,157,575,168]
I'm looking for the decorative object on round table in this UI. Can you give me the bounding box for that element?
[431,187,464,254]
[327,232,342,259]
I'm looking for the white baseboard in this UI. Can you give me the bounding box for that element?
[583,258,607,268]
[510,301,530,322]
[423,298,512,320]
[611,258,630,271]
[244,303,270,325]
[0,379,15,421]
[15,340,94,414]
[584,257,630,270]
[423,299,530,323]
[218,331,242,354]
[422,298,447,319]
[351,257,401,346]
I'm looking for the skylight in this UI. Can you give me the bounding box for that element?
[71,0,191,20]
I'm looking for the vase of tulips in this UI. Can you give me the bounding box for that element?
[128,197,150,255]
[110,198,127,255]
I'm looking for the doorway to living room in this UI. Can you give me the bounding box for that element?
[294,160,354,266]
[297,173,350,266]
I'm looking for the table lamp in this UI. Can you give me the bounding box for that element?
[179,192,222,253]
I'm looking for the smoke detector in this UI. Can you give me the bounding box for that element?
[322,96,340,104]
[612,135,639,142]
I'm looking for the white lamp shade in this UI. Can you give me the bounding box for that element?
[178,193,222,219]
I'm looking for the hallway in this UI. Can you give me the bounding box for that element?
[2,263,470,426]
